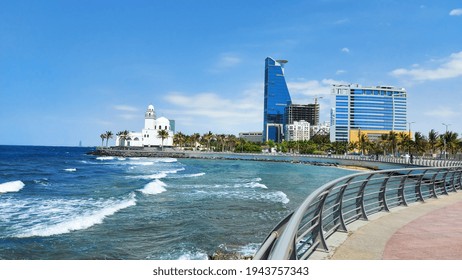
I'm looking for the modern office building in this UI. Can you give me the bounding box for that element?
[330,84,407,142]
[285,103,320,127]
[263,57,292,143]
[286,120,311,141]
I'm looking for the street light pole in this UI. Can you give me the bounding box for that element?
[408,122,415,161]
[442,123,450,160]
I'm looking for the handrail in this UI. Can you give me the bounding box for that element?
[253,166,462,260]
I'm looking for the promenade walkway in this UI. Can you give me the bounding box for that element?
[318,191,462,260]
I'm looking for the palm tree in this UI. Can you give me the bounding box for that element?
[445,131,460,157]
[413,132,427,156]
[388,131,398,156]
[227,134,237,152]
[190,133,201,151]
[157,129,169,151]
[358,132,370,155]
[105,131,113,147]
[116,130,129,148]
[379,134,389,155]
[348,141,358,154]
[397,132,411,155]
[100,133,106,147]
[428,129,439,155]
[202,131,214,151]
[173,132,186,149]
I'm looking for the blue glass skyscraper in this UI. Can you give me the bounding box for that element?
[330,84,407,142]
[263,57,292,142]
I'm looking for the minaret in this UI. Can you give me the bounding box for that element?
[144,104,156,129]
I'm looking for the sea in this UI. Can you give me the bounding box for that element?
[0,145,359,260]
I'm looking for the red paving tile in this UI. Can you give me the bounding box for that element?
[383,201,462,259]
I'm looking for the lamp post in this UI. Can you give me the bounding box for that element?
[408,122,415,162]
[442,123,451,160]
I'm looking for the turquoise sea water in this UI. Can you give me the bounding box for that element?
[0,146,357,259]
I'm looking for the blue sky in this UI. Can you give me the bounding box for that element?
[1,0,461,146]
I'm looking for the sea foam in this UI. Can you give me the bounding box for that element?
[16,194,137,238]
[0,180,25,194]
[64,168,77,172]
[96,156,115,161]
[140,180,167,195]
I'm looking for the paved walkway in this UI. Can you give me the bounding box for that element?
[326,191,462,260]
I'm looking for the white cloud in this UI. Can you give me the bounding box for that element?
[390,51,462,81]
[288,78,345,100]
[113,105,138,112]
[336,69,346,75]
[210,53,242,73]
[163,84,262,134]
[424,105,460,118]
[341,47,350,53]
[449,9,462,16]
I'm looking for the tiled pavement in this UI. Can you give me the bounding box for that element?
[329,192,462,260]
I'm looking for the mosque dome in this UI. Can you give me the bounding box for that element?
[156,117,169,125]
[148,105,154,110]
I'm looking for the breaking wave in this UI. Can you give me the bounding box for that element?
[140,180,167,195]
[13,193,137,238]
[0,180,25,194]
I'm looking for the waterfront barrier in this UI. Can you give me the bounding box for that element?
[253,166,462,260]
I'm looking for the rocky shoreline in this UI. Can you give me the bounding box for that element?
[87,148,378,171]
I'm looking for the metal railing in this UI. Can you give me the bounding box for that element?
[253,166,462,260]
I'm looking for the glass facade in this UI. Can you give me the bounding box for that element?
[330,84,407,142]
[263,57,292,142]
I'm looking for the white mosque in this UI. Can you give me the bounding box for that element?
[115,105,174,148]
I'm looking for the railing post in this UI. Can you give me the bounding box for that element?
[379,173,392,212]
[457,169,462,191]
[430,170,441,198]
[314,193,330,252]
[415,170,428,202]
[356,174,375,220]
[333,178,354,232]
[398,170,413,206]
[441,169,450,195]
[449,170,457,192]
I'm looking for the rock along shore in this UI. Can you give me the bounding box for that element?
[87,148,378,171]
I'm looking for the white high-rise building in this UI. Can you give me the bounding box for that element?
[286,120,310,141]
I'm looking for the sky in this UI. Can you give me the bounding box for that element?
[1,0,461,146]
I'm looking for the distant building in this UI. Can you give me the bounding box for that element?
[286,120,310,141]
[330,84,407,142]
[311,121,330,137]
[115,105,174,148]
[239,132,263,143]
[285,103,320,127]
[263,57,292,143]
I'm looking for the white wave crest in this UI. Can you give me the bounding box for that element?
[180,172,205,178]
[130,173,168,180]
[140,180,167,195]
[248,182,268,189]
[177,251,209,260]
[16,194,137,238]
[64,168,77,172]
[157,158,177,163]
[0,180,25,194]
[96,156,115,161]
[265,191,290,204]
